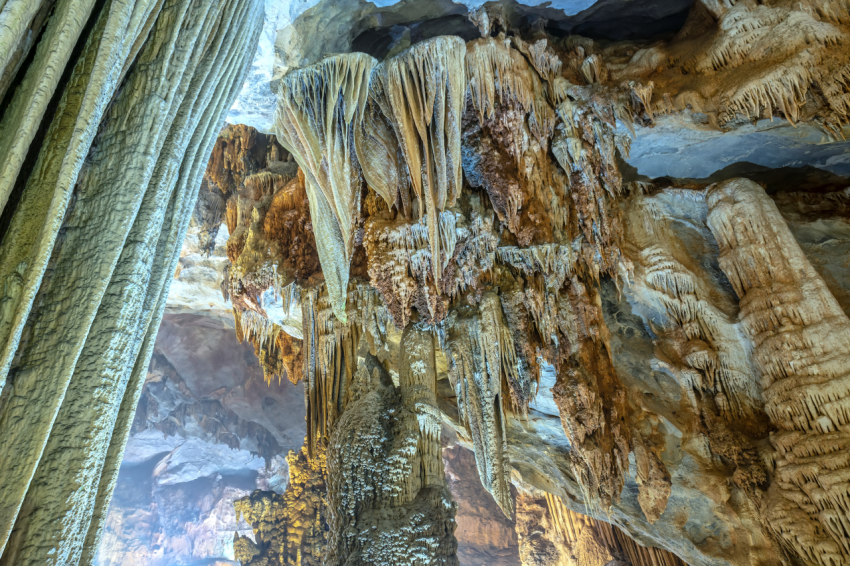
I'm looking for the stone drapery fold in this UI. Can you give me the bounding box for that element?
[0,0,263,563]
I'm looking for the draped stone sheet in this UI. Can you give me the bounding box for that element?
[0,0,263,563]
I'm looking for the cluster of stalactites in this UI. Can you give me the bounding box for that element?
[370,37,466,284]
[465,36,556,146]
[706,178,850,566]
[613,0,850,135]
[623,193,764,422]
[300,281,391,458]
[545,494,688,566]
[275,53,375,323]
[364,208,499,327]
[444,292,521,517]
[275,37,467,322]
[552,96,629,276]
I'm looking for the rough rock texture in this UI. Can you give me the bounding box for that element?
[214,1,850,563]
[323,331,459,565]
[6,0,850,562]
[522,491,688,566]
[0,1,263,564]
[194,123,286,256]
[233,445,328,566]
[707,179,850,565]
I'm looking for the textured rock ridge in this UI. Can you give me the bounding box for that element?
[707,178,850,566]
[0,0,263,563]
[324,332,459,566]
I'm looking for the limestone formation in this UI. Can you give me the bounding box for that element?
[209,3,850,561]
[234,445,328,566]
[5,0,850,563]
[0,0,263,563]
[707,178,850,566]
[195,124,286,255]
[324,338,458,566]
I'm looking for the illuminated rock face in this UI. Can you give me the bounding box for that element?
[224,1,850,563]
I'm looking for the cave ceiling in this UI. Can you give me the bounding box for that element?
[229,0,850,187]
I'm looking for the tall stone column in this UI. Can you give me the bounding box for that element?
[707,178,850,566]
[0,0,264,563]
[324,327,458,566]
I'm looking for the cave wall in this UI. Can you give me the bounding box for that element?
[219,0,850,563]
[3,0,850,563]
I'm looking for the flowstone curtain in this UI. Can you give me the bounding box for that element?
[0,1,264,563]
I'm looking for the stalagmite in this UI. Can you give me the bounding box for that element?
[707,178,850,566]
[0,0,263,563]
[234,444,328,566]
[324,336,458,565]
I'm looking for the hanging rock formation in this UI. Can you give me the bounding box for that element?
[214,0,850,559]
[196,0,850,559]
[0,0,263,564]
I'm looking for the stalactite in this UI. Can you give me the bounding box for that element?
[364,208,498,326]
[371,36,466,286]
[706,178,850,566]
[0,0,263,563]
[445,292,518,517]
[551,96,626,275]
[497,244,576,295]
[196,124,285,254]
[274,53,376,322]
[466,36,555,146]
[300,282,390,458]
[223,160,318,383]
[610,0,850,132]
[545,494,689,566]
